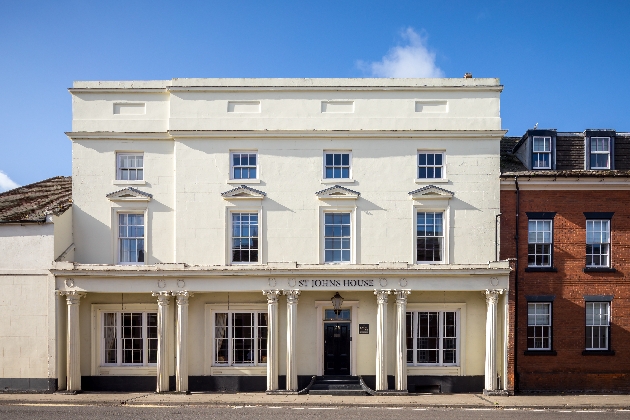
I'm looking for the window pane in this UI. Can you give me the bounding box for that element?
[232,213,258,263]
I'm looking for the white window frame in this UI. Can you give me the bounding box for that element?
[589,137,611,169]
[226,207,262,265]
[319,206,357,264]
[585,301,610,351]
[91,303,159,376]
[532,136,552,169]
[229,151,259,181]
[586,219,611,267]
[417,151,445,180]
[323,151,352,181]
[205,304,267,376]
[115,210,147,265]
[116,152,144,182]
[528,219,553,267]
[415,211,446,264]
[527,302,552,351]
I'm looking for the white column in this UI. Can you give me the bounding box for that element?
[374,289,390,391]
[284,289,300,391]
[484,289,503,392]
[173,291,192,393]
[153,291,171,393]
[394,290,410,391]
[263,290,281,391]
[59,291,86,392]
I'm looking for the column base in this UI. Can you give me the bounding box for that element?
[56,390,82,395]
[266,390,299,395]
[375,390,408,395]
[483,389,511,396]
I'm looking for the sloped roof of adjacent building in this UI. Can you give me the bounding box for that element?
[0,176,72,223]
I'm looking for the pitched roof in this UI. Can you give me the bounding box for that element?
[0,176,72,223]
[500,136,527,173]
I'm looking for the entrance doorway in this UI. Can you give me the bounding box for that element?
[323,309,351,375]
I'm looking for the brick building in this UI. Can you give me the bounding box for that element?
[501,129,630,391]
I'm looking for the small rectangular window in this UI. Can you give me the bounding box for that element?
[324,152,351,179]
[416,212,444,263]
[418,152,444,179]
[231,213,259,263]
[590,137,610,169]
[118,213,145,264]
[406,310,458,366]
[117,153,144,181]
[586,302,610,350]
[586,220,610,267]
[214,311,268,366]
[527,303,551,350]
[324,213,351,263]
[532,136,551,169]
[231,152,257,180]
[102,311,157,366]
[528,220,552,267]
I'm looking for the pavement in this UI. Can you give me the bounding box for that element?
[0,392,629,410]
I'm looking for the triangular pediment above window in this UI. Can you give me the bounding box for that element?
[106,187,153,202]
[315,185,360,200]
[221,185,266,200]
[408,185,454,200]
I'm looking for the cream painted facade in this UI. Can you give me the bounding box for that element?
[55,78,510,394]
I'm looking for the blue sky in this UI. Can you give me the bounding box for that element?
[1,0,629,190]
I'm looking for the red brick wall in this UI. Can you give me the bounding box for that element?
[501,186,630,392]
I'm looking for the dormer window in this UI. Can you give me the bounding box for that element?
[532,136,551,169]
[589,137,610,169]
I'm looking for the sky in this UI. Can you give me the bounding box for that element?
[1,0,629,191]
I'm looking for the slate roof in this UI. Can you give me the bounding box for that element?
[0,176,72,223]
[500,136,527,173]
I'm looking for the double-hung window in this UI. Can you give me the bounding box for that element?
[527,303,552,350]
[416,212,444,263]
[589,137,611,169]
[118,213,145,264]
[585,302,610,351]
[532,136,551,169]
[528,220,552,267]
[324,213,351,263]
[102,311,157,366]
[586,219,610,267]
[213,311,267,366]
[324,152,351,179]
[417,152,444,179]
[231,152,257,180]
[231,213,259,263]
[406,310,458,366]
[117,153,144,181]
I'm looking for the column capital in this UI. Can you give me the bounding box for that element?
[393,289,411,303]
[263,290,281,304]
[284,289,300,304]
[374,289,391,304]
[57,290,86,304]
[152,291,172,305]
[483,289,504,305]
[172,291,193,305]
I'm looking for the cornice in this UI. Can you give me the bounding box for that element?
[69,88,168,94]
[65,132,172,141]
[168,130,507,139]
[167,85,504,93]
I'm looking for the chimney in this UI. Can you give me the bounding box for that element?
[464,73,472,79]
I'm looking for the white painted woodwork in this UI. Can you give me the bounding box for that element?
[394,290,410,391]
[174,291,192,392]
[263,290,281,391]
[284,290,300,391]
[484,289,503,391]
[374,289,390,391]
[59,291,85,391]
[153,291,171,392]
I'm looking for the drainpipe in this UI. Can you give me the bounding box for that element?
[495,213,502,261]
[514,176,520,392]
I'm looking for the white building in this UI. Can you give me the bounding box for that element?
[54,78,509,394]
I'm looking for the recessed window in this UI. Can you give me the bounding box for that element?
[586,220,610,267]
[117,153,144,181]
[213,311,267,366]
[528,220,552,267]
[324,213,351,263]
[586,302,610,351]
[231,152,257,180]
[418,152,444,179]
[118,213,145,264]
[102,312,157,366]
[532,136,551,169]
[416,212,444,263]
[590,137,611,169]
[406,310,458,366]
[231,213,259,263]
[527,303,551,350]
[324,152,351,179]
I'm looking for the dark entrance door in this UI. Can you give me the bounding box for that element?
[324,322,351,375]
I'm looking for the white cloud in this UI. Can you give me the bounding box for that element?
[0,171,19,192]
[359,27,444,78]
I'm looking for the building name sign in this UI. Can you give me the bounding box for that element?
[298,279,375,288]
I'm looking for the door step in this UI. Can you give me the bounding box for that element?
[307,376,369,396]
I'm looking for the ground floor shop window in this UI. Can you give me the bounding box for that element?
[101,311,157,366]
[213,311,267,366]
[406,310,458,366]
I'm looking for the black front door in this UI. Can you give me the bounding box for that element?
[324,322,351,375]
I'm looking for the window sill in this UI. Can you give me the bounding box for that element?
[525,267,558,272]
[320,179,355,184]
[582,350,615,356]
[116,262,146,266]
[112,180,146,186]
[583,267,616,273]
[97,366,157,376]
[210,366,266,376]
[524,350,557,356]
[227,179,261,184]
[414,178,449,184]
